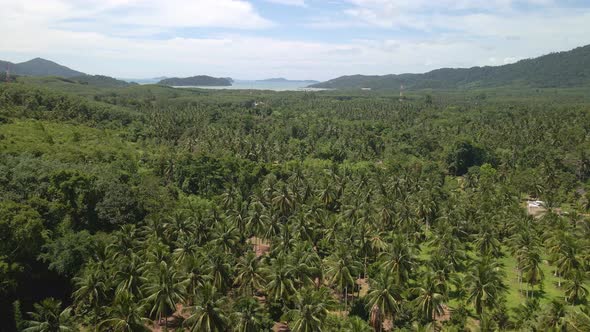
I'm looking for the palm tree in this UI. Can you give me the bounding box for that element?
[513,298,540,330]
[555,235,582,286]
[378,234,417,284]
[264,254,296,304]
[206,250,233,292]
[286,287,334,332]
[182,254,211,301]
[566,306,590,332]
[97,292,151,332]
[246,200,269,243]
[212,221,240,254]
[164,211,194,243]
[564,268,589,304]
[143,260,187,328]
[324,245,362,308]
[23,298,74,332]
[473,224,501,258]
[183,283,228,332]
[173,234,201,266]
[289,243,321,288]
[509,227,539,291]
[234,251,266,296]
[72,266,107,321]
[546,230,577,287]
[272,183,295,217]
[365,272,401,332]
[345,316,373,332]
[521,248,544,298]
[231,297,270,332]
[465,257,506,317]
[227,206,248,241]
[108,225,140,260]
[114,254,147,298]
[412,273,447,323]
[536,300,567,331]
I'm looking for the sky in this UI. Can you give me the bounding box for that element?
[1,0,590,80]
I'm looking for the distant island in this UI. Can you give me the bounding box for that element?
[158,76,233,86]
[258,78,319,84]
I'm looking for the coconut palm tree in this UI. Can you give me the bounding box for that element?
[264,254,297,304]
[513,298,540,330]
[143,260,188,328]
[566,306,590,332]
[234,251,266,296]
[272,183,295,217]
[286,287,334,332]
[536,300,567,331]
[173,234,201,266]
[521,248,544,298]
[365,272,401,332]
[246,200,269,243]
[212,221,240,254]
[108,224,140,260]
[473,224,502,258]
[183,283,228,332]
[97,292,151,332]
[412,272,447,323]
[465,257,506,317]
[206,250,234,292]
[324,245,362,308]
[231,297,270,332]
[114,253,147,298]
[345,316,373,332]
[72,266,107,321]
[182,254,211,302]
[378,234,418,284]
[23,298,75,332]
[564,268,589,304]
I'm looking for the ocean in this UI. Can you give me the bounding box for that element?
[174,80,325,91]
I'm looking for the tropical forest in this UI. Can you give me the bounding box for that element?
[1,62,590,332]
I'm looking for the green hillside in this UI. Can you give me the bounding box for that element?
[158,75,233,86]
[70,75,138,87]
[311,45,590,90]
[1,57,85,78]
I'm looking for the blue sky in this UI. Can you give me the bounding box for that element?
[1,0,590,80]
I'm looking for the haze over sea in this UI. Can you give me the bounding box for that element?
[176,80,325,91]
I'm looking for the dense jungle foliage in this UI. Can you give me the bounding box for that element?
[2,79,590,331]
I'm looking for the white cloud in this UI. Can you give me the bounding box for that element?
[264,0,306,6]
[0,0,273,30]
[342,0,560,29]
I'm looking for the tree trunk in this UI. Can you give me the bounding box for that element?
[345,286,348,308]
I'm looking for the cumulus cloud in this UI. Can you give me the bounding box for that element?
[0,0,588,80]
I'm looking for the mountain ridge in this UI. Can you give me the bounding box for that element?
[310,45,590,90]
[1,57,85,78]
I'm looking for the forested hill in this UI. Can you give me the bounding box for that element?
[70,75,138,87]
[311,44,590,90]
[158,75,233,86]
[0,57,85,78]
